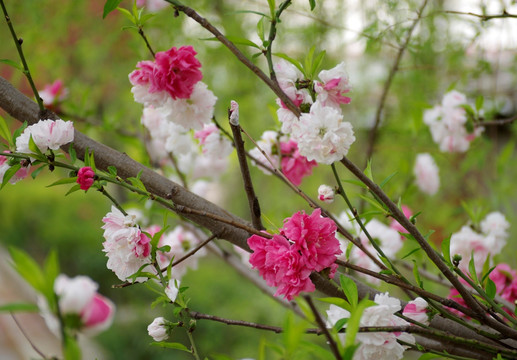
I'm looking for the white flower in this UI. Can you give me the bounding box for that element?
[403,297,429,325]
[161,82,217,130]
[450,225,490,273]
[249,130,281,173]
[480,211,509,243]
[362,219,403,258]
[16,119,74,154]
[131,84,169,108]
[276,106,298,134]
[413,153,440,195]
[54,275,98,314]
[327,293,414,360]
[318,184,335,203]
[148,317,169,341]
[165,280,181,302]
[291,101,355,165]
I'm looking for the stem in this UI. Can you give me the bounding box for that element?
[98,186,128,215]
[442,10,517,21]
[10,313,50,360]
[230,120,264,230]
[186,329,201,360]
[138,26,156,58]
[161,233,216,272]
[0,0,44,112]
[265,1,292,82]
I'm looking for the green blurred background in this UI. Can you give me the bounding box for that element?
[1,0,517,358]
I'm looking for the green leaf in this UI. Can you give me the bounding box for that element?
[68,144,77,165]
[401,247,421,260]
[28,134,44,157]
[64,336,82,360]
[304,46,316,79]
[339,274,358,308]
[89,150,96,172]
[65,184,81,196]
[344,298,370,349]
[12,122,27,144]
[0,115,12,145]
[103,0,124,18]
[441,235,451,265]
[151,342,190,351]
[417,354,441,360]
[31,165,46,180]
[342,344,360,360]
[47,177,78,187]
[44,250,60,289]
[8,247,46,294]
[108,166,117,176]
[117,7,135,23]
[309,0,316,11]
[0,59,22,71]
[311,49,326,78]
[257,16,266,43]
[317,297,351,312]
[475,95,484,112]
[364,159,374,181]
[357,194,387,213]
[485,278,496,300]
[413,260,423,287]
[1,163,21,189]
[468,251,479,285]
[0,302,39,313]
[379,172,397,189]
[267,0,275,18]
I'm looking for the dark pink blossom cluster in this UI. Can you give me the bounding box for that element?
[247,208,341,300]
[129,45,202,100]
[280,139,317,186]
[448,263,517,318]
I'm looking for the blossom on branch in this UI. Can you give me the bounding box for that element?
[318,184,335,203]
[77,166,95,190]
[247,208,341,300]
[403,297,429,325]
[413,153,440,195]
[0,151,29,184]
[39,79,68,108]
[16,119,74,154]
[314,62,351,109]
[147,317,169,341]
[279,139,317,185]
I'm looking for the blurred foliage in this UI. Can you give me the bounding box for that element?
[1,0,517,358]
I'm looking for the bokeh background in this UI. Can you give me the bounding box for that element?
[1,0,517,358]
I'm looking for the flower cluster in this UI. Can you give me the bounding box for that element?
[413,153,440,195]
[101,206,151,282]
[39,274,115,336]
[449,211,509,273]
[274,60,355,165]
[16,118,74,155]
[337,212,403,284]
[424,90,484,152]
[248,131,317,185]
[247,208,341,300]
[326,293,415,360]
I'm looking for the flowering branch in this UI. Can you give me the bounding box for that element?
[364,0,430,164]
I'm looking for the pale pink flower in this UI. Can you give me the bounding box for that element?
[77,166,95,190]
[450,225,491,274]
[47,274,115,336]
[274,60,312,108]
[315,62,351,109]
[489,264,517,306]
[280,139,317,185]
[0,152,29,184]
[424,91,484,152]
[195,124,233,158]
[131,84,169,107]
[157,226,206,279]
[148,317,169,341]
[160,82,217,130]
[249,131,281,173]
[101,206,151,281]
[480,211,509,243]
[39,80,68,107]
[327,293,414,360]
[413,153,440,195]
[318,184,335,203]
[136,0,169,12]
[403,297,429,325]
[291,101,355,165]
[276,105,298,134]
[16,119,74,154]
[389,205,412,234]
[361,219,403,258]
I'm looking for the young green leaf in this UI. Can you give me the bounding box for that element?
[468,251,479,285]
[267,0,276,18]
[485,278,496,300]
[0,302,39,313]
[441,235,451,265]
[68,144,77,165]
[0,115,12,145]
[475,95,484,112]
[65,184,81,196]
[273,52,304,75]
[47,177,78,187]
[151,342,190,351]
[0,59,22,71]
[339,274,358,308]
[8,247,46,294]
[103,0,124,18]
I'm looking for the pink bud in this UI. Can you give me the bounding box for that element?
[77,166,95,190]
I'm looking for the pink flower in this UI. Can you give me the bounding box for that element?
[282,208,341,275]
[248,234,314,301]
[414,153,440,195]
[77,166,95,190]
[49,274,115,336]
[490,264,517,304]
[280,140,317,185]
[390,205,412,234]
[39,80,68,107]
[315,62,351,108]
[15,119,74,154]
[0,151,29,184]
[153,46,202,99]
[403,297,429,325]
[318,184,335,203]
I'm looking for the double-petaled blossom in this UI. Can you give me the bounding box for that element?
[77,166,95,190]
[279,139,317,185]
[101,206,151,282]
[0,151,29,184]
[16,119,74,154]
[39,274,115,336]
[413,153,440,195]
[326,293,415,360]
[291,101,355,165]
[424,90,484,152]
[194,124,233,159]
[403,297,429,325]
[247,209,341,300]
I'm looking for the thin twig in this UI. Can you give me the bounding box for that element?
[475,114,517,127]
[161,233,217,272]
[0,0,44,111]
[304,295,342,360]
[229,118,264,230]
[364,0,430,165]
[442,10,517,21]
[10,313,50,360]
[138,27,156,58]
